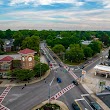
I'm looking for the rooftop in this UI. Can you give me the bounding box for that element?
[0,56,13,62]
[18,48,36,54]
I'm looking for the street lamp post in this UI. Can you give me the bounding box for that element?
[48,75,56,103]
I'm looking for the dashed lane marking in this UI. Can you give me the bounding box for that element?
[50,83,75,101]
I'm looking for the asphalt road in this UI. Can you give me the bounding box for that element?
[0,42,106,110]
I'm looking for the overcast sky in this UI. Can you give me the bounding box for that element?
[0,0,110,30]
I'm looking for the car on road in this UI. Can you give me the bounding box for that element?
[59,63,63,67]
[72,80,79,86]
[57,77,62,83]
[80,65,85,69]
[90,102,101,110]
[105,86,110,91]
[72,102,81,110]
[53,56,57,59]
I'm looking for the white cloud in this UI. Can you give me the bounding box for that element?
[0,19,110,31]
[102,0,110,8]
[0,8,110,30]
[9,0,84,6]
[0,1,3,5]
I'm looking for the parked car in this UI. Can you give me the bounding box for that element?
[72,80,79,86]
[57,77,62,83]
[72,102,80,110]
[90,102,101,110]
[105,86,110,91]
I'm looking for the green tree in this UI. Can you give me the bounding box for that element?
[12,69,35,81]
[52,44,65,55]
[33,63,49,77]
[5,29,12,39]
[100,34,109,46]
[66,44,84,62]
[13,31,24,50]
[0,30,5,39]
[0,38,3,51]
[21,35,40,52]
[89,41,102,55]
[83,47,93,58]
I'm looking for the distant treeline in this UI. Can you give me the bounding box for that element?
[0,29,110,45]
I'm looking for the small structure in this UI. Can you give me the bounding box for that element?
[81,40,92,45]
[94,65,110,78]
[0,56,13,78]
[18,48,36,69]
[3,39,14,52]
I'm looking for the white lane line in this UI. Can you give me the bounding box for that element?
[75,98,85,101]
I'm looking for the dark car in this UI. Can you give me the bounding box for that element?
[53,56,57,59]
[59,63,63,67]
[105,86,110,91]
[72,102,80,110]
[72,80,79,86]
[90,102,101,110]
[80,65,84,69]
[57,77,62,83]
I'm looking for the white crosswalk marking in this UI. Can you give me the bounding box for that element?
[50,83,75,101]
[0,104,10,110]
[63,65,78,79]
[0,86,12,110]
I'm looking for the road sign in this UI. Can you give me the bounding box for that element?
[82,70,86,74]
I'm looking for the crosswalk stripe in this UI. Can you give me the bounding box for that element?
[50,84,75,101]
[0,86,12,110]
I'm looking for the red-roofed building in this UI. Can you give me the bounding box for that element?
[0,56,13,78]
[18,48,36,54]
[18,48,36,69]
[0,56,13,62]
[0,48,36,78]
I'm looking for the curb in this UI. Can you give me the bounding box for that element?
[0,70,50,87]
[32,100,69,110]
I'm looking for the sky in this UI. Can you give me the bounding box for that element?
[0,0,110,30]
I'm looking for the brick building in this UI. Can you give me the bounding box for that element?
[0,48,36,78]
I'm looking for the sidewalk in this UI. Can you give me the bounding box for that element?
[81,68,110,110]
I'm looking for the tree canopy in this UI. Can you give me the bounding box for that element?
[21,35,40,52]
[52,44,65,55]
[66,44,84,62]
[33,63,49,77]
